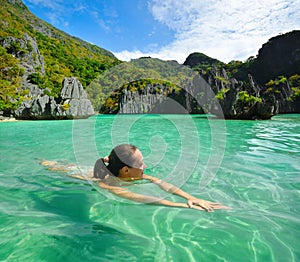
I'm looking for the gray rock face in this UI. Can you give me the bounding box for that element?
[115,65,290,119]
[101,84,196,114]
[101,64,296,119]
[0,34,47,116]
[201,66,279,119]
[61,78,88,99]
[60,78,94,117]
[14,77,95,119]
[119,87,167,114]
[1,33,94,120]
[0,34,45,80]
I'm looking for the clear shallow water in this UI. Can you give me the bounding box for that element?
[0,114,299,261]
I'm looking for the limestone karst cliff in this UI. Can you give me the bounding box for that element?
[0,0,118,119]
[1,0,299,120]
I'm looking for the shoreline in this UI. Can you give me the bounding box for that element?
[0,117,18,122]
[0,113,299,122]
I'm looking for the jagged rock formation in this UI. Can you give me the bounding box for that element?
[101,64,281,119]
[100,82,203,114]
[0,33,45,78]
[0,0,118,119]
[201,66,278,119]
[60,78,95,117]
[14,77,94,119]
[119,87,167,114]
[0,32,95,119]
[183,31,300,119]
[0,33,47,110]
[119,87,196,114]
[111,62,293,119]
[100,61,296,119]
[199,64,299,119]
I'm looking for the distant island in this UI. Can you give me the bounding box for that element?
[1,0,299,120]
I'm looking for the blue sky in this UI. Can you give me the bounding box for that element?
[23,0,300,63]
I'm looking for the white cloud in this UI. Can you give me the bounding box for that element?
[114,50,152,61]
[25,0,63,11]
[25,0,88,28]
[90,11,111,32]
[116,0,300,63]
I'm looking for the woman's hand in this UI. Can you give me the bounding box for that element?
[187,198,230,212]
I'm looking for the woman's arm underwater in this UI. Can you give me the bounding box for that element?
[67,173,207,210]
[98,181,207,210]
[69,173,230,211]
[142,174,230,211]
[66,174,203,210]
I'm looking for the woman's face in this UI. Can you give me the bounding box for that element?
[119,149,146,180]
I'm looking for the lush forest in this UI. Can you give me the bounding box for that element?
[86,57,196,111]
[0,45,26,110]
[0,0,120,111]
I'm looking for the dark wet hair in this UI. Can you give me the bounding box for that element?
[93,144,138,179]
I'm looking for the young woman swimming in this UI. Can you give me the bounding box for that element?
[41,144,229,212]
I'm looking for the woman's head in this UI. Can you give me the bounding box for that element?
[93,144,146,180]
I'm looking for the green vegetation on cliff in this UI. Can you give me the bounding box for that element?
[100,78,181,113]
[0,46,26,110]
[0,0,120,111]
[86,57,195,111]
[183,52,223,72]
[183,31,300,109]
[265,74,300,102]
[288,74,300,102]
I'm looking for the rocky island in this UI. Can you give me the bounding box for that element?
[1,0,299,120]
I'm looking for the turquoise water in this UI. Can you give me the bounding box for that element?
[0,114,299,261]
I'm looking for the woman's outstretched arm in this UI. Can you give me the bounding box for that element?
[142,174,230,211]
[98,182,208,210]
[70,175,199,209]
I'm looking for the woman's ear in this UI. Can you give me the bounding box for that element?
[119,166,129,176]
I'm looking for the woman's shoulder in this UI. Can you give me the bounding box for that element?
[142,174,160,182]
